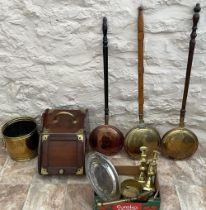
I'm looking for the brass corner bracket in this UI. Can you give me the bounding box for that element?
[77,129,84,141]
[41,167,48,175]
[76,166,84,175]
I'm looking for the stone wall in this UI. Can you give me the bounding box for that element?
[0,0,206,141]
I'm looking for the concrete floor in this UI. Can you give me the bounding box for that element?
[0,141,206,210]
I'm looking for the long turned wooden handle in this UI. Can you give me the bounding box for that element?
[138,7,144,123]
[102,17,109,125]
[179,3,201,127]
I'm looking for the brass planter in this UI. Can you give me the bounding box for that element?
[2,117,39,161]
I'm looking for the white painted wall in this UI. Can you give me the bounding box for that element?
[0,0,206,142]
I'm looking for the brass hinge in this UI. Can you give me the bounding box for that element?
[41,168,48,175]
[77,129,84,141]
[75,167,83,175]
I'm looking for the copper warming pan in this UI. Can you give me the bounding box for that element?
[89,17,124,156]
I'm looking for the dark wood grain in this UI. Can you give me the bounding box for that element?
[179,3,201,127]
[89,18,124,156]
[38,109,88,175]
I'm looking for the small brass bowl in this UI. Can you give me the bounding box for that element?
[2,117,39,161]
[121,179,142,198]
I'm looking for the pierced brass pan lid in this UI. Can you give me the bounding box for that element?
[85,152,120,201]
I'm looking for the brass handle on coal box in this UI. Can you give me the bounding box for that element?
[53,112,77,124]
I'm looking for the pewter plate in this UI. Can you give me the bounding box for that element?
[85,152,120,201]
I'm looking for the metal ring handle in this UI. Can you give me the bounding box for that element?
[53,112,77,124]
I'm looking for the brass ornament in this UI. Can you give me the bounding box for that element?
[138,146,148,184]
[143,167,155,192]
[150,150,159,166]
[143,150,159,192]
[121,146,150,198]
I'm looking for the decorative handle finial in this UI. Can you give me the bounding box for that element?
[191,3,201,40]
[102,17,107,36]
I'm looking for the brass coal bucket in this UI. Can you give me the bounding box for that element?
[2,117,39,161]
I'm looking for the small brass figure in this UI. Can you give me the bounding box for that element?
[143,150,159,192]
[138,146,148,184]
[143,162,155,192]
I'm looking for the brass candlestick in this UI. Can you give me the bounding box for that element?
[151,150,159,165]
[143,150,159,192]
[120,146,148,198]
[138,146,148,184]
